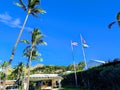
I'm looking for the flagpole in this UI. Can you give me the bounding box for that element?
[70,40,78,88]
[80,35,88,70]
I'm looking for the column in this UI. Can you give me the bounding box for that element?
[58,79,61,88]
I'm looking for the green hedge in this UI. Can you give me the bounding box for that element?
[61,60,120,90]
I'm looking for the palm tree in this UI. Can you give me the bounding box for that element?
[108,12,120,29]
[12,62,25,89]
[0,61,8,70]
[21,28,46,90]
[0,61,8,79]
[0,61,9,90]
[3,0,46,89]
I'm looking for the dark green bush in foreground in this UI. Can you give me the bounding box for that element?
[61,59,120,90]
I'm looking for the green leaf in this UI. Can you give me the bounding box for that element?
[32,57,43,61]
[28,0,40,8]
[31,8,46,14]
[37,58,43,61]
[31,13,39,18]
[43,42,47,45]
[19,0,27,10]
[38,41,47,45]
[108,21,116,29]
[14,2,27,11]
[20,40,30,44]
[14,2,23,7]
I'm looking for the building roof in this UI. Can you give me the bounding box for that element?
[25,74,62,81]
[30,74,59,78]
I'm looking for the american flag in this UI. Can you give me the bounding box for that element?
[71,41,78,46]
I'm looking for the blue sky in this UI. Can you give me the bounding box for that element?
[0,0,120,67]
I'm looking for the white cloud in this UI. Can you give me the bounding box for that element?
[24,27,33,31]
[0,13,32,31]
[0,13,12,21]
[10,18,21,27]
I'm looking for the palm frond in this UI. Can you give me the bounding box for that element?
[19,0,27,11]
[36,40,47,45]
[31,12,39,18]
[1,61,8,68]
[108,21,116,29]
[23,46,31,53]
[42,41,47,45]
[28,0,40,8]
[33,0,40,6]
[14,1,26,11]
[14,2,23,8]
[20,40,30,44]
[36,39,43,44]
[32,57,43,61]
[32,28,41,43]
[31,28,47,45]
[31,8,46,14]
[23,47,42,60]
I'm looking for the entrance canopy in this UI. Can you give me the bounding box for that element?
[25,74,62,81]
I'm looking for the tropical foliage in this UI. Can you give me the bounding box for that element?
[108,12,120,29]
[66,62,85,71]
[0,61,9,80]
[31,65,66,74]
[21,28,46,90]
[4,0,46,88]
[14,0,46,16]
[61,58,120,90]
[7,62,25,89]
[30,62,85,74]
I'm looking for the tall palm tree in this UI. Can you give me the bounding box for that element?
[3,0,46,89]
[108,12,120,29]
[21,28,46,90]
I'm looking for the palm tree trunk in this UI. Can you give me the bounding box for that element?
[26,46,34,90]
[3,13,29,90]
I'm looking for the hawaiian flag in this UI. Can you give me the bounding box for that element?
[81,37,89,48]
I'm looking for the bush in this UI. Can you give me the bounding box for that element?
[61,60,120,90]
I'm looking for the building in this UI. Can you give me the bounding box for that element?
[23,74,62,90]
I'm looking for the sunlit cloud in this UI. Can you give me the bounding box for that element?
[0,13,11,21]
[0,13,32,31]
[10,18,21,27]
[24,27,33,31]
